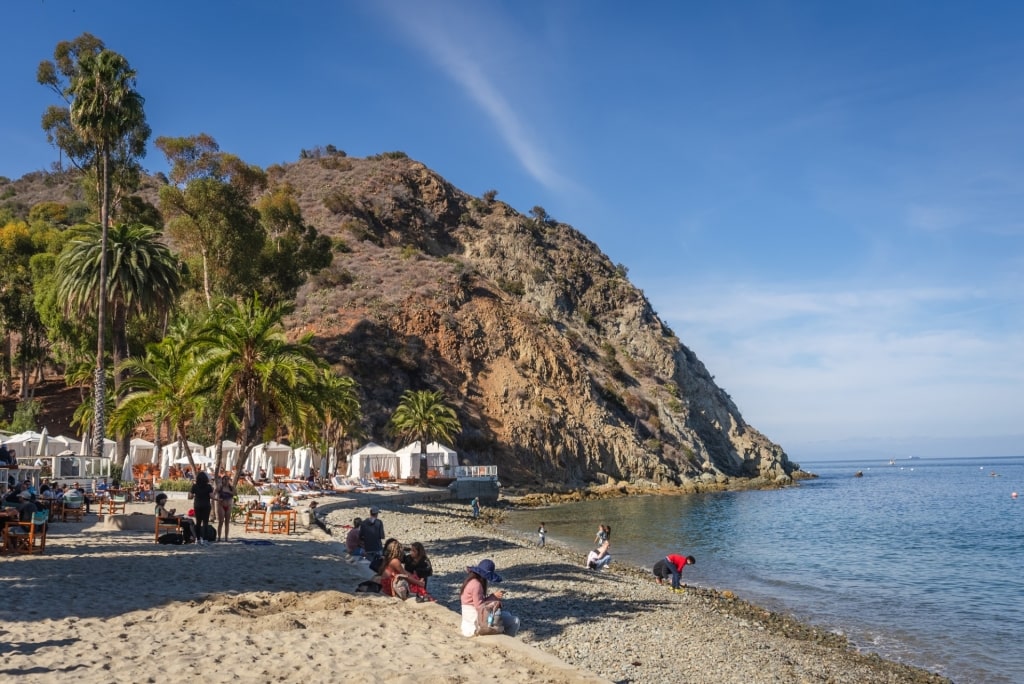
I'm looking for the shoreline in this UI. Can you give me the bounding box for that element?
[322,499,950,684]
[1,495,951,683]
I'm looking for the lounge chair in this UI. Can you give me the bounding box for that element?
[365,476,400,491]
[3,510,49,554]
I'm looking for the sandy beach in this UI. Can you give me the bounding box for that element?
[2,492,949,684]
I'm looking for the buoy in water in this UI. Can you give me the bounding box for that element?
[1013,492,1018,499]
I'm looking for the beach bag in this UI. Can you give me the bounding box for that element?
[201,524,217,543]
[158,532,184,545]
[355,579,382,593]
[368,553,385,574]
[475,601,504,635]
[391,576,410,600]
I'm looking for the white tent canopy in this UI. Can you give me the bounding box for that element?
[290,446,316,479]
[394,441,458,479]
[129,437,157,464]
[206,440,242,469]
[347,442,398,479]
[246,441,292,476]
[4,430,84,458]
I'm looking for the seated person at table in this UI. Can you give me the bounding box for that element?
[154,493,196,544]
[71,482,91,513]
[96,478,110,495]
[268,492,290,511]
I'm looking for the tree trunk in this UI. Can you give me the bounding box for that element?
[94,150,110,461]
[112,304,129,465]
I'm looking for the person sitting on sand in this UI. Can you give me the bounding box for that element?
[402,541,433,590]
[155,493,196,544]
[586,539,612,570]
[345,517,364,560]
[379,538,426,600]
[653,553,695,591]
[459,559,520,637]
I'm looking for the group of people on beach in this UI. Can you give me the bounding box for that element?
[574,521,696,589]
[154,471,236,545]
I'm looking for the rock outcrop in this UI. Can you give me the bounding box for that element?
[278,153,800,487]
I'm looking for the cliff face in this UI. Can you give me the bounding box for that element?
[277,154,797,487]
[2,155,796,488]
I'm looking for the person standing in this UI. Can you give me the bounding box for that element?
[214,474,235,542]
[537,522,546,547]
[189,471,214,545]
[471,497,480,519]
[359,507,385,559]
[652,554,696,591]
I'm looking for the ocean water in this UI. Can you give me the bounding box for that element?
[501,455,1024,683]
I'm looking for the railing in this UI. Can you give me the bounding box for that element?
[453,465,498,480]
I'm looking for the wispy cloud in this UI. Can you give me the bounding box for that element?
[646,279,1024,455]
[376,2,570,192]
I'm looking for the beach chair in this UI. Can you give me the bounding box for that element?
[100,493,128,515]
[367,476,400,491]
[3,510,49,554]
[62,492,86,522]
[155,515,183,543]
[268,509,296,535]
[244,508,267,533]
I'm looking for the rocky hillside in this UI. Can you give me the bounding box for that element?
[2,154,800,489]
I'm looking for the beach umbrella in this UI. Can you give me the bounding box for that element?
[79,430,90,457]
[35,427,48,457]
[122,449,135,484]
[319,450,329,479]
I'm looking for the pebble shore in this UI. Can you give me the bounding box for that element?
[324,500,951,684]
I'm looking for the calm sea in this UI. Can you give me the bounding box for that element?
[501,455,1024,683]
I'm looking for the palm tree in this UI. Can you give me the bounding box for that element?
[318,370,362,477]
[389,389,461,486]
[56,221,182,463]
[111,321,208,478]
[193,295,323,486]
[68,48,148,459]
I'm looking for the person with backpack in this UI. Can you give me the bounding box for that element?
[359,506,385,564]
[459,558,520,637]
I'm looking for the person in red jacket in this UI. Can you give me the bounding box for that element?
[653,553,695,591]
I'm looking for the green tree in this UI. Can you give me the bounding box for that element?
[112,322,209,476]
[41,36,149,459]
[193,296,323,485]
[156,135,266,306]
[316,369,362,475]
[388,389,461,485]
[55,222,182,462]
[256,184,332,303]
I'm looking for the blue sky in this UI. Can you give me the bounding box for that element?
[3,1,1022,459]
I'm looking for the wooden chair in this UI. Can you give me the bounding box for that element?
[268,509,296,535]
[155,515,182,543]
[3,511,49,555]
[244,509,267,533]
[62,493,86,522]
[100,493,128,516]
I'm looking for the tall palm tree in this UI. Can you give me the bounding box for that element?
[389,389,461,486]
[193,295,323,486]
[68,48,148,459]
[56,221,183,463]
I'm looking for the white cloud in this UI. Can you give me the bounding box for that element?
[649,280,1024,457]
[376,1,570,192]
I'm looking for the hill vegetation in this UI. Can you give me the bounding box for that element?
[0,33,799,489]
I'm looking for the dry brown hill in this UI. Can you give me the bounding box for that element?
[2,153,798,489]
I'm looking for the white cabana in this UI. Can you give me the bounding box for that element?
[347,442,398,479]
[206,440,242,470]
[290,446,316,479]
[5,431,86,458]
[129,437,157,464]
[159,440,204,475]
[247,441,292,476]
[394,441,458,479]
